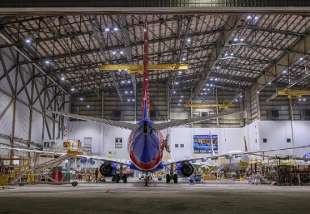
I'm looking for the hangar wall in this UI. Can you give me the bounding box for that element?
[0,38,67,160]
[68,120,310,159]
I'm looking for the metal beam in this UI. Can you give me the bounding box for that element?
[190,15,241,100]
[255,31,310,92]
[89,15,123,102]
[0,32,69,94]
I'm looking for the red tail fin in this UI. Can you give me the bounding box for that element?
[142,27,150,118]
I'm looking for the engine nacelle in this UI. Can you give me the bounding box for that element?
[178,162,194,177]
[99,162,113,177]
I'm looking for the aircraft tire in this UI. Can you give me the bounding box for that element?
[71,181,78,187]
[122,175,128,183]
[166,174,171,183]
[173,174,178,184]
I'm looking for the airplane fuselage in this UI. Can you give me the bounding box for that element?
[128,119,165,171]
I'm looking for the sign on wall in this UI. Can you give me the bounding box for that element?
[193,135,218,154]
[115,137,123,149]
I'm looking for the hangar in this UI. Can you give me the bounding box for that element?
[0,1,310,213]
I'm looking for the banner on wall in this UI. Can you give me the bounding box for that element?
[193,135,218,154]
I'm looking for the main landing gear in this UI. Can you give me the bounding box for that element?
[166,174,178,183]
[112,174,128,183]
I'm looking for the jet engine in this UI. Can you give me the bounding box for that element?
[99,162,113,176]
[179,162,194,177]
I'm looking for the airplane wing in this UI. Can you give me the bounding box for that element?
[164,144,310,165]
[153,110,242,130]
[78,154,131,166]
[0,146,131,166]
[0,146,65,155]
[48,111,138,130]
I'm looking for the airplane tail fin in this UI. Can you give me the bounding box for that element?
[142,26,150,119]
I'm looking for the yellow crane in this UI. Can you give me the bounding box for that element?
[184,103,238,109]
[267,88,310,102]
[100,64,189,74]
[276,88,310,98]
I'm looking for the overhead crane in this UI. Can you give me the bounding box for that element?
[184,103,238,109]
[266,88,310,102]
[100,64,189,74]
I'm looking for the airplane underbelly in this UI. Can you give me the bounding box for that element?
[128,128,163,171]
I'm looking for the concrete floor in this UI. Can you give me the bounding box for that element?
[1,183,310,214]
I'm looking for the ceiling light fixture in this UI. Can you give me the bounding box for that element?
[25,38,32,44]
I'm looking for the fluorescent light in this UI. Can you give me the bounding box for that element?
[80,97,84,101]
[247,15,252,20]
[127,80,131,84]
[173,90,176,94]
[44,60,50,65]
[240,38,244,42]
[105,28,110,32]
[120,51,124,55]
[256,91,260,94]
[282,70,287,74]
[268,82,272,85]
[60,76,65,81]
[127,98,131,102]
[233,37,239,42]
[113,27,119,31]
[175,82,179,85]
[130,90,133,94]
[125,90,128,94]
[181,95,184,98]
[182,57,186,61]
[230,53,234,56]
[86,105,90,108]
[70,87,75,92]
[254,16,259,20]
[178,71,182,75]
[187,38,191,42]
[299,57,304,61]
[112,51,116,55]
[132,99,135,102]
[121,80,125,84]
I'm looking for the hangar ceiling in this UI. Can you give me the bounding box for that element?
[0,14,309,122]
